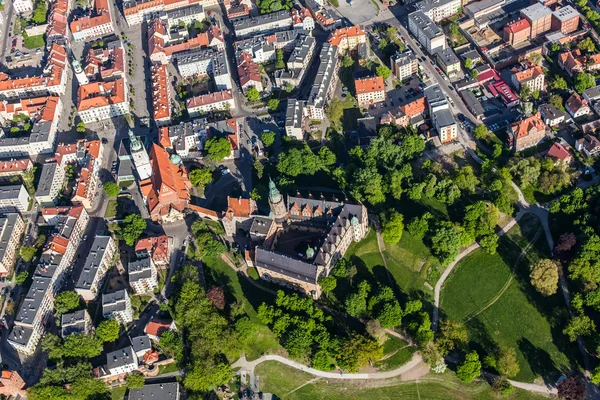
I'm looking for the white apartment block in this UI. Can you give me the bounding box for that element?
[285,99,304,140]
[13,0,33,13]
[34,163,65,207]
[408,11,446,55]
[175,51,232,90]
[415,0,461,23]
[106,346,139,376]
[75,236,117,301]
[0,185,30,213]
[304,43,339,121]
[165,4,205,28]
[61,309,94,338]
[391,51,419,82]
[186,90,235,117]
[102,290,134,325]
[233,10,293,39]
[128,258,158,294]
[0,213,25,277]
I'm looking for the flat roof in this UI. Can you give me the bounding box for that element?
[521,2,552,21]
[552,5,578,22]
[408,11,443,41]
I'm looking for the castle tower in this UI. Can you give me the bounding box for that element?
[268,178,287,222]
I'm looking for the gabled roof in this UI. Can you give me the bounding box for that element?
[546,142,571,161]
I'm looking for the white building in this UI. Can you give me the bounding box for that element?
[61,309,93,338]
[304,43,339,120]
[414,0,461,23]
[78,78,129,124]
[128,258,158,294]
[34,163,64,207]
[233,10,293,39]
[13,0,34,14]
[159,119,206,158]
[128,131,152,181]
[69,0,113,42]
[285,99,304,140]
[186,90,235,117]
[165,4,205,28]
[102,290,134,325]
[75,236,117,301]
[0,214,25,277]
[0,185,30,213]
[175,51,232,90]
[106,346,139,377]
[408,11,446,55]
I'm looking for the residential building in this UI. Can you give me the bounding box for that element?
[487,78,520,107]
[459,90,485,119]
[46,0,70,47]
[506,113,548,151]
[0,158,32,177]
[123,0,213,26]
[0,213,25,277]
[13,0,34,13]
[503,19,531,46]
[285,98,304,140]
[238,52,263,93]
[354,76,386,106]
[539,103,568,126]
[106,346,138,376]
[102,290,133,325]
[546,142,572,165]
[207,118,240,160]
[186,90,235,116]
[84,42,125,82]
[510,62,546,93]
[250,216,276,243]
[291,6,314,31]
[311,7,340,31]
[327,25,367,52]
[424,84,447,113]
[35,163,64,207]
[221,197,257,236]
[464,0,505,19]
[70,0,113,41]
[274,35,316,87]
[576,134,600,156]
[566,92,591,118]
[414,0,461,22]
[128,383,181,400]
[175,50,231,90]
[77,78,129,123]
[305,43,339,120]
[226,2,249,21]
[130,335,152,360]
[400,96,427,119]
[432,108,457,143]
[61,309,93,338]
[551,6,579,34]
[71,140,104,210]
[158,119,206,158]
[0,370,27,399]
[391,51,418,82]
[165,4,205,28]
[520,2,552,38]
[144,318,176,341]
[129,258,158,294]
[0,185,30,213]
[584,85,600,103]
[75,236,117,301]
[408,11,446,55]
[134,235,170,268]
[139,144,192,222]
[150,64,171,126]
[380,109,409,127]
[235,29,306,64]
[558,49,600,77]
[435,48,460,78]
[233,10,293,39]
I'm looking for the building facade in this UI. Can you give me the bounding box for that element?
[129,258,158,294]
[75,236,117,301]
[0,213,25,277]
[102,290,134,325]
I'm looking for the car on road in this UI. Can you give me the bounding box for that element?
[430,60,435,65]
[221,167,231,176]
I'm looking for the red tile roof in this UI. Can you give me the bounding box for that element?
[546,142,571,161]
[355,76,385,95]
[78,78,126,111]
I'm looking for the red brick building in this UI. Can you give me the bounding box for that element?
[506,113,549,151]
[551,6,580,35]
[504,19,531,46]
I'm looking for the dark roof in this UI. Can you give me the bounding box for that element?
[102,289,129,315]
[61,310,88,337]
[128,383,180,400]
[250,216,274,236]
[130,335,151,354]
[255,247,318,284]
[107,346,136,370]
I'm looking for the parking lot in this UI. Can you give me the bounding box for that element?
[358,76,424,119]
[5,34,44,69]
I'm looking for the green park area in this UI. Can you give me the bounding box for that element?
[254,361,547,400]
[440,214,580,383]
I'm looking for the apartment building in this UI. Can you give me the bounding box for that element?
[129,383,180,400]
[520,2,552,38]
[71,140,104,210]
[84,42,125,82]
[237,52,263,93]
[408,11,446,55]
[75,236,116,301]
[414,0,461,23]
[175,50,231,90]
[391,51,418,82]
[510,63,546,93]
[233,10,293,39]
[129,258,158,294]
[102,290,134,325]
[134,235,170,268]
[285,99,304,140]
[506,112,548,151]
[435,48,460,78]
[158,119,206,158]
[304,43,339,120]
[355,76,385,106]
[327,25,366,52]
[291,6,314,31]
[70,0,113,41]
[539,103,568,126]
[503,19,531,46]
[0,213,25,277]
[0,185,30,213]
[46,0,70,47]
[61,309,93,338]
[13,0,34,13]
[150,64,171,127]
[0,370,27,399]
[551,6,579,35]
[0,158,32,177]
[432,108,458,143]
[165,4,205,28]
[123,0,213,26]
[35,163,64,206]
[78,78,129,123]
[274,35,316,87]
[106,346,139,377]
[235,29,307,65]
[566,92,591,119]
[186,90,235,116]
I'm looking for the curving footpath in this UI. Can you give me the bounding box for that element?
[232,353,424,380]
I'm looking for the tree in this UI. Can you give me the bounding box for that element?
[532,89,540,100]
[103,182,119,197]
[261,131,276,147]
[318,146,336,167]
[454,166,479,193]
[120,214,147,246]
[549,76,568,91]
[551,43,562,53]
[345,281,371,317]
[342,54,354,68]
[206,286,226,310]
[557,377,587,400]
[473,124,491,140]
[470,69,479,79]
[493,377,514,397]
[382,212,404,244]
[431,225,461,265]
[42,333,64,360]
[62,334,102,359]
[312,349,334,371]
[555,232,576,257]
[509,157,541,187]
[456,351,481,382]
[277,146,323,177]
[184,359,233,392]
[189,167,212,189]
[31,2,48,24]
[436,319,468,355]
[95,319,120,343]
[376,65,391,80]
[377,37,388,50]
[365,319,387,343]
[578,37,596,53]
[126,372,145,389]
[76,122,86,133]
[158,330,183,359]
[246,87,260,101]
[530,259,559,296]
[407,212,432,240]
[377,301,403,328]
[20,245,36,263]
[591,365,600,384]
[336,334,383,373]
[204,137,231,162]
[464,58,473,69]
[267,98,280,111]
[318,276,336,299]
[521,101,533,116]
[563,315,596,341]
[15,271,29,284]
[549,94,565,110]
[275,49,285,69]
[520,85,531,100]
[54,291,80,317]
[575,72,596,94]
[497,347,520,378]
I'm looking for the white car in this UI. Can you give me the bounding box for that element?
[221,168,231,176]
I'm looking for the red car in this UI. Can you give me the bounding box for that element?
[435,67,441,73]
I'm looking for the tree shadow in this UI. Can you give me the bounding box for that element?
[518,338,559,385]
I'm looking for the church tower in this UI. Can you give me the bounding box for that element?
[268,178,288,222]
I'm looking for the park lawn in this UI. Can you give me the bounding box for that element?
[255,361,547,400]
[23,33,45,49]
[345,229,384,274]
[104,200,118,218]
[202,255,282,361]
[440,214,578,382]
[158,362,179,375]
[109,386,127,400]
[374,346,416,371]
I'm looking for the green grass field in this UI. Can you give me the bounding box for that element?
[109,386,127,400]
[440,214,579,382]
[255,361,548,400]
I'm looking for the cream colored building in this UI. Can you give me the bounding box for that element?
[0,214,25,277]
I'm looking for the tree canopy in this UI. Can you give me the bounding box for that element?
[119,214,147,246]
[103,182,119,197]
[95,319,120,343]
[190,167,213,189]
[204,137,231,162]
[54,291,80,318]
